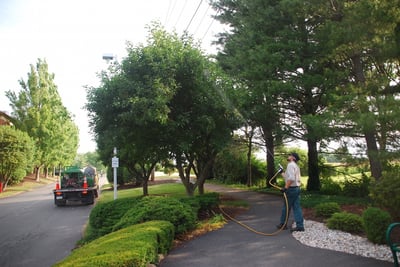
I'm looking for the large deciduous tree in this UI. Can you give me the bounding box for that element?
[7,59,78,181]
[87,24,236,196]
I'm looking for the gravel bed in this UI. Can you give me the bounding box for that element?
[291,220,393,262]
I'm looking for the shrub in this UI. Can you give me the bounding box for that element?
[87,197,140,240]
[314,202,341,218]
[113,196,197,234]
[362,207,392,244]
[370,170,400,220]
[326,212,364,233]
[320,178,342,195]
[55,221,174,267]
[213,140,266,185]
[181,192,220,217]
[342,174,370,198]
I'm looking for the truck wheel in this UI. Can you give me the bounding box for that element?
[87,195,95,205]
[55,200,66,206]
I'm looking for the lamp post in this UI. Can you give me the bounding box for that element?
[111,147,119,200]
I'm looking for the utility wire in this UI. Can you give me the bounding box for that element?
[174,0,188,28]
[185,0,203,32]
[165,0,178,28]
[193,3,210,35]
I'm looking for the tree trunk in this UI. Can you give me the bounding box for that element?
[306,139,320,191]
[35,166,41,182]
[142,178,149,196]
[352,54,383,180]
[263,127,275,187]
[365,130,382,180]
[246,127,254,187]
[150,168,155,181]
[197,157,214,195]
[176,163,196,196]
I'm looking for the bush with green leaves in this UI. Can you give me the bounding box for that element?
[181,192,220,217]
[342,173,370,198]
[0,126,34,188]
[113,196,197,234]
[362,207,392,244]
[326,212,364,233]
[314,202,341,218]
[213,139,266,185]
[320,177,342,195]
[87,197,140,241]
[370,169,400,220]
[55,221,174,267]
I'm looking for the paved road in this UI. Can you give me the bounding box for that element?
[0,183,94,267]
[160,184,393,267]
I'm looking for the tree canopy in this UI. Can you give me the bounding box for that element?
[6,59,79,181]
[0,126,34,189]
[87,24,237,195]
[211,0,400,189]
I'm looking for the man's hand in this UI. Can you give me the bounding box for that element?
[280,187,287,193]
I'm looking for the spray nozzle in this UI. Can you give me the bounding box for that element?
[278,164,284,173]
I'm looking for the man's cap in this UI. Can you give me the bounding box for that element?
[289,152,300,162]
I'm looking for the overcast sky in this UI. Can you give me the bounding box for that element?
[0,0,224,153]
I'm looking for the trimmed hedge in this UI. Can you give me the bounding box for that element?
[327,212,364,233]
[112,196,197,234]
[86,197,140,241]
[54,221,174,267]
[362,207,392,244]
[314,202,341,218]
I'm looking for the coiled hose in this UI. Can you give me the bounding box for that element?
[218,169,289,236]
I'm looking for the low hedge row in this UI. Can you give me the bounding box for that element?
[316,202,392,244]
[112,196,197,234]
[55,220,175,267]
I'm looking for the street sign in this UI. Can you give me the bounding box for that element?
[112,157,119,168]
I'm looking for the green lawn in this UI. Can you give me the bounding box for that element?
[99,183,188,203]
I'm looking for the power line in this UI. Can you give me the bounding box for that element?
[165,0,178,28]
[174,0,188,28]
[185,0,203,32]
[193,2,210,35]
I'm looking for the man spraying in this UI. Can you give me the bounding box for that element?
[276,152,305,232]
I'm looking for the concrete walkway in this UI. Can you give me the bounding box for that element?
[160,184,392,267]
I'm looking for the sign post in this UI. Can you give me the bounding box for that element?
[111,147,119,200]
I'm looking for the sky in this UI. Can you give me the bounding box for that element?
[0,0,225,153]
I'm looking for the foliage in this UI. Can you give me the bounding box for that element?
[211,0,400,188]
[86,24,237,196]
[6,59,78,180]
[73,152,105,172]
[362,207,392,244]
[181,192,220,218]
[314,202,341,218]
[55,221,174,267]
[300,192,368,209]
[106,166,137,186]
[320,177,342,195]
[0,126,34,189]
[370,168,400,220]
[342,173,371,198]
[86,197,140,242]
[113,196,197,234]
[326,212,364,234]
[213,139,266,185]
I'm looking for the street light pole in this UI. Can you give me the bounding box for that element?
[111,147,119,200]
